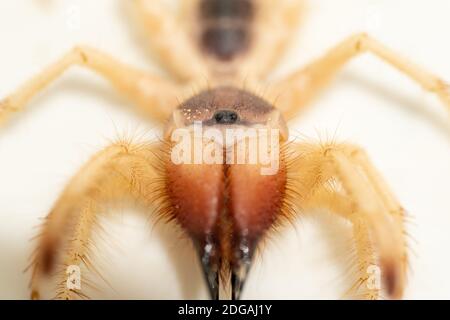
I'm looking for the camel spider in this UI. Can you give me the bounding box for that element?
[1,0,449,300]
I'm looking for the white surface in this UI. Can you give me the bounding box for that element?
[0,0,449,299]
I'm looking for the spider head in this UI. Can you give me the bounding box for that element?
[164,86,288,140]
[164,86,288,299]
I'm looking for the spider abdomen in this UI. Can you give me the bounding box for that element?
[199,0,254,61]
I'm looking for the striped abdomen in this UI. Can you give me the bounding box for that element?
[199,0,254,61]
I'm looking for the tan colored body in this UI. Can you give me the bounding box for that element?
[1,0,449,299]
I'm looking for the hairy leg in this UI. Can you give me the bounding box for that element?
[304,187,382,299]
[287,142,408,299]
[271,33,450,119]
[0,46,181,125]
[29,141,163,299]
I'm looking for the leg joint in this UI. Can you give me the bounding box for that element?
[321,143,364,159]
[353,32,370,53]
[72,46,89,64]
[430,78,449,93]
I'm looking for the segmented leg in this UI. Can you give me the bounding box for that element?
[241,0,304,80]
[287,142,408,299]
[133,0,208,82]
[0,46,180,125]
[304,188,382,299]
[271,33,450,119]
[29,141,163,299]
[53,200,99,300]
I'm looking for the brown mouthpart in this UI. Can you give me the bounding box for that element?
[164,86,287,299]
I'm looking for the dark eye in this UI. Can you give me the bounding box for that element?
[213,110,239,124]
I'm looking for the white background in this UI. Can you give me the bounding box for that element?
[0,0,449,299]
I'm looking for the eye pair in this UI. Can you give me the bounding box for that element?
[213,110,239,124]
